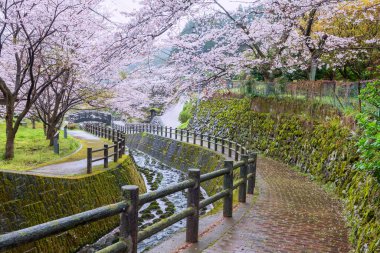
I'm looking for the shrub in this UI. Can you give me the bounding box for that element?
[356,80,380,176]
[178,101,193,127]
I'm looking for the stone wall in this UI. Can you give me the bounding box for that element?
[125,133,225,200]
[0,156,146,253]
[188,97,379,253]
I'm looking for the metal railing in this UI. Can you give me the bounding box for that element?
[83,124,126,174]
[0,124,258,253]
[112,123,246,161]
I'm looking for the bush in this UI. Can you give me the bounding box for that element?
[178,101,193,124]
[356,80,380,175]
[67,123,78,130]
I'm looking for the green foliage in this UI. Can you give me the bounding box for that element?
[190,97,380,252]
[0,121,80,170]
[0,156,146,253]
[178,120,189,129]
[356,80,380,174]
[178,101,193,125]
[67,123,78,130]
[149,107,161,113]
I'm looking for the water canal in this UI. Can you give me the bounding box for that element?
[79,150,211,252]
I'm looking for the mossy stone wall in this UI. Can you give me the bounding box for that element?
[0,156,146,253]
[125,133,225,198]
[188,97,379,252]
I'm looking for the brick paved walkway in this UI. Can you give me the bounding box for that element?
[202,157,350,253]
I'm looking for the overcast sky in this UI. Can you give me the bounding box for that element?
[103,0,246,22]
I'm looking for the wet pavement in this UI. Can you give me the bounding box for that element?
[198,157,351,253]
[67,130,100,140]
[80,150,210,253]
[27,130,107,176]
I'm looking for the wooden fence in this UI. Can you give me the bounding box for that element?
[112,123,245,161]
[0,123,258,253]
[83,124,126,174]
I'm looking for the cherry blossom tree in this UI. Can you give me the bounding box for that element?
[138,0,379,88]
[0,0,118,159]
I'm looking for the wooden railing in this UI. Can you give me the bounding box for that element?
[112,123,246,161]
[0,123,258,253]
[83,124,126,174]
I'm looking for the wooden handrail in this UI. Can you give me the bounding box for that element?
[0,123,258,253]
[0,153,258,252]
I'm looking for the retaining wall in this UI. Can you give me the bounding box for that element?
[0,156,145,253]
[188,97,380,252]
[125,133,225,200]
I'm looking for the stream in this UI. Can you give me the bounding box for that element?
[79,150,211,253]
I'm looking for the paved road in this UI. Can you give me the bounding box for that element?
[28,130,110,176]
[67,130,100,140]
[201,157,350,253]
[137,131,351,252]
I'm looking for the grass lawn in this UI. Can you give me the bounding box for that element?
[36,133,115,168]
[0,119,81,171]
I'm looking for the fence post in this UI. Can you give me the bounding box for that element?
[120,185,139,253]
[175,128,177,140]
[114,142,119,162]
[180,129,183,141]
[235,143,239,161]
[239,155,248,203]
[200,133,203,147]
[207,135,211,149]
[161,126,163,136]
[53,132,59,154]
[193,132,196,144]
[87,148,92,174]
[64,126,68,139]
[214,137,217,151]
[186,169,200,243]
[247,152,258,195]
[119,139,123,158]
[223,160,234,217]
[170,127,172,138]
[104,144,108,168]
[228,141,232,158]
[122,135,126,155]
[165,126,168,137]
[186,130,189,143]
[222,139,225,154]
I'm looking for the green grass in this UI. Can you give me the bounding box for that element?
[0,120,81,171]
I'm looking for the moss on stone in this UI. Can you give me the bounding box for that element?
[125,133,225,209]
[188,96,379,253]
[0,155,146,253]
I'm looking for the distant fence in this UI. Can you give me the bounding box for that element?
[231,80,376,112]
[83,124,126,174]
[113,123,246,161]
[0,123,258,253]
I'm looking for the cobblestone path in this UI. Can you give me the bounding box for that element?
[202,157,351,253]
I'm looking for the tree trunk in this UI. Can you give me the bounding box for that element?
[4,100,16,160]
[309,58,317,81]
[32,119,36,129]
[358,81,362,113]
[46,125,56,146]
[5,130,15,160]
[263,71,275,96]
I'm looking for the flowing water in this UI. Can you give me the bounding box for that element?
[79,150,210,253]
